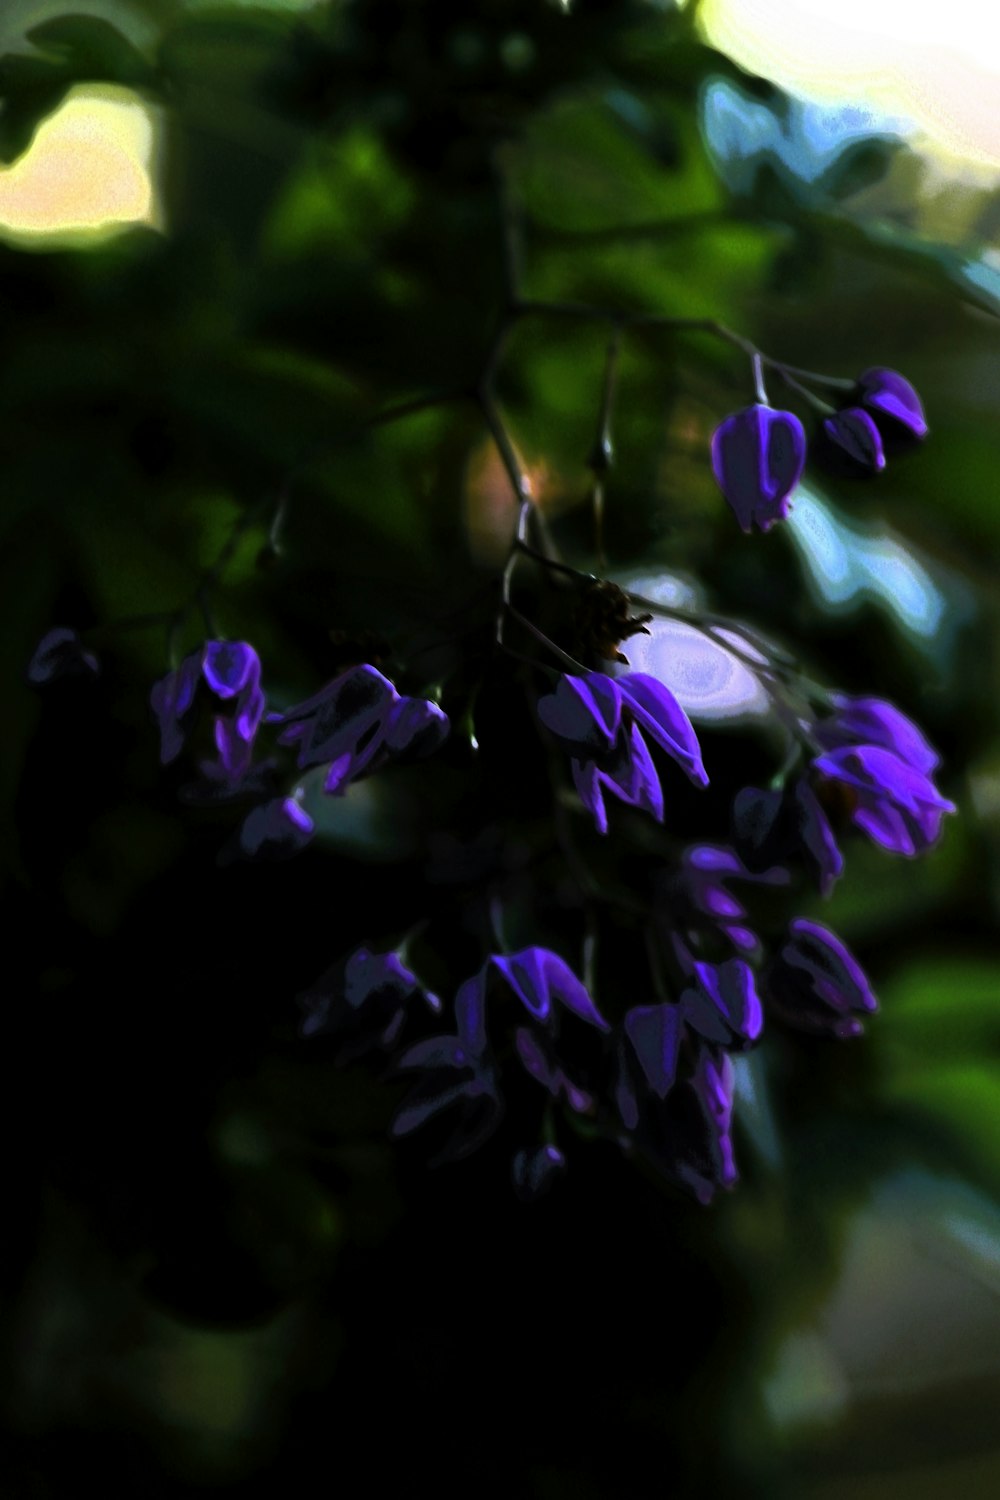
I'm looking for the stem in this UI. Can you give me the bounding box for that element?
[589,325,623,570]
[505,603,590,675]
[166,497,264,664]
[752,351,768,406]
[479,391,532,503]
[773,368,836,415]
[765,360,855,392]
[515,538,595,582]
[592,480,607,576]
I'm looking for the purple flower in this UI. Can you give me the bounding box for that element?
[151,640,265,774]
[856,367,927,440]
[710,404,807,533]
[620,1004,683,1112]
[511,1144,567,1202]
[455,946,609,1060]
[236,796,315,861]
[765,919,877,1038]
[514,1026,594,1114]
[299,944,441,1061]
[812,744,954,856]
[681,957,764,1047]
[617,958,758,1142]
[682,1046,738,1204]
[733,780,844,896]
[822,407,885,472]
[537,671,707,835]
[27,627,99,685]
[736,694,951,875]
[617,1038,738,1205]
[660,844,789,954]
[267,664,448,795]
[816,693,940,775]
[391,1035,503,1165]
[811,695,954,857]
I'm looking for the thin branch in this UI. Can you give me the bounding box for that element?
[478,391,532,503]
[752,351,768,406]
[370,386,472,427]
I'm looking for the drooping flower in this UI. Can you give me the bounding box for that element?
[267,663,448,795]
[236,795,315,860]
[710,403,807,533]
[815,693,940,775]
[514,1026,594,1114]
[202,641,266,777]
[855,367,927,440]
[537,671,707,835]
[680,956,764,1047]
[658,844,789,955]
[455,946,609,1060]
[391,1035,503,1165]
[299,944,441,1061]
[811,694,954,857]
[733,780,844,896]
[151,640,265,775]
[511,1144,567,1202]
[682,1045,738,1203]
[617,1037,738,1205]
[735,695,951,876]
[387,948,603,1168]
[764,919,877,1038]
[812,743,954,856]
[27,627,99,685]
[822,407,886,471]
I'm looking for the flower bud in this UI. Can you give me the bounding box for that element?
[856,367,927,439]
[822,407,886,471]
[27,627,99,685]
[711,404,806,533]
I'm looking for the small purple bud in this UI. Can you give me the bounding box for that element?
[710,404,807,533]
[822,407,886,471]
[27,628,99,685]
[856,367,927,440]
[512,1144,567,1202]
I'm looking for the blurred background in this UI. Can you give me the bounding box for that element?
[2,2,999,1496]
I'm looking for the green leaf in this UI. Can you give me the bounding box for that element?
[0,15,158,163]
[26,15,156,82]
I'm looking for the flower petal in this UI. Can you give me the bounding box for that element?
[617,673,708,787]
[688,958,763,1043]
[824,694,940,775]
[537,673,623,752]
[624,1004,682,1098]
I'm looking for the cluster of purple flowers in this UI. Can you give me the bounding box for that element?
[711,366,926,533]
[146,646,449,860]
[29,353,955,1207]
[300,659,952,1202]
